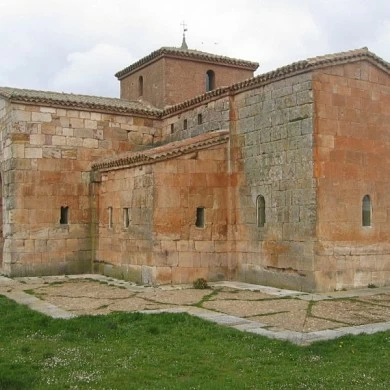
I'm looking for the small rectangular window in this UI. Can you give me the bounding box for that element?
[183,119,188,130]
[195,207,205,228]
[256,195,266,228]
[362,195,372,227]
[60,206,69,225]
[197,114,203,125]
[108,207,113,229]
[170,123,174,134]
[123,208,130,229]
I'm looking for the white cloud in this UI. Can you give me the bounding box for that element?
[0,0,389,96]
[48,44,135,97]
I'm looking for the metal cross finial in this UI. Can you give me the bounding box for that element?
[180,21,188,50]
[181,21,188,37]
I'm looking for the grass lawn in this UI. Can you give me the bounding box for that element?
[0,295,389,389]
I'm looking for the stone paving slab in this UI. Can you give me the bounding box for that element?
[1,274,390,345]
[2,290,76,319]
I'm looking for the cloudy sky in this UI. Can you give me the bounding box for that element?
[0,0,389,98]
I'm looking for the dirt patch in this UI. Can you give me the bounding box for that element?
[137,288,211,305]
[203,298,307,317]
[210,290,275,301]
[30,281,134,299]
[311,299,390,325]
[357,293,390,307]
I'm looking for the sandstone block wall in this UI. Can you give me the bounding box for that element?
[119,58,165,108]
[232,73,317,291]
[164,58,253,107]
[313,61,390,290]
[120,57,253,108]
[0,101,160,276]
[162,97,230,143]
[95,143,236,284]
[0,98,11,269]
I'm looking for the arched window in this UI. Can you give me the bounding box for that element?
[362,195,372,227]
[138,76,144,97]
[257,195,266,227]
[205,70,215,92]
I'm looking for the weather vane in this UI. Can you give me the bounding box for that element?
[180,21,188,50]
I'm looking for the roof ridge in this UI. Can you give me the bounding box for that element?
[92,130,229,171]
[162,47,390,117]
[0,86,162,117]
[0,86,146,103]
[115,46,259,79]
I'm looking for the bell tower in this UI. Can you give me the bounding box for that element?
[115,41,259,109]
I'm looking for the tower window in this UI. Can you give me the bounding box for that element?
[256,195,266,227]
[362,195,372,227]
[170,123,174,134]
[195,207,205,228]
[108,207,113,229]
[183,119,188,130]
[138,76,144,97]
[123,208,130,229]
[206,70,215,92]
[60,206,69,225]
[197,114,203,125]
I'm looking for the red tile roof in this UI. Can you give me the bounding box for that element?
[164,47,390,116]
[92,130,229,171]
[115,47,259,79]
[0,87,162,117]
[1,48,388,118]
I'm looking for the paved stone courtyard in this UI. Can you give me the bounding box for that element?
[1,274,390,345]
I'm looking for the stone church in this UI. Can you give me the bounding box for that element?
[0,43,389,292]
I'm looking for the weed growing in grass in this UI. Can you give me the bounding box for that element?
[193,278,209,289]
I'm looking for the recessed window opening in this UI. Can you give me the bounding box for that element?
[123,208,130,229]
[197,113,203,125]
[60,206,69,225]
[206,70,215,92]
[183,119,188,130]
[256,195,266,228]
[108,207,113,229]
[138,76,144,97]
[362,195,372,227]
[170,123,174,134]
[195,207,205,228]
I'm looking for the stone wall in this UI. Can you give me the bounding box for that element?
[164,57,253,107]
[119,56,253,109]
[161,97,230,143]
[1,102,160,276]
[95,142,236,284]
[313,61,390,290]
[232,73,317,291]
[0,98,12,270]
[119,58,165,109]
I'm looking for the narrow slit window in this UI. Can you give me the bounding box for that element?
[206,70,215,92]
[138,76,143,97]
[170,123,174,134]
[362,195,372,227]
[197,113,203,125]
[183,119,188,130]
[60,206,69,225]
[123,208,130,229]
[256,195,266,227]
[108,207,113,229]
[195,207,205,228]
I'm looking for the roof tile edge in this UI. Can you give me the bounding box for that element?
[115,47,259,79]
[92,130,230,172]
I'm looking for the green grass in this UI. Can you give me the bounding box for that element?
[0,295,389,389]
